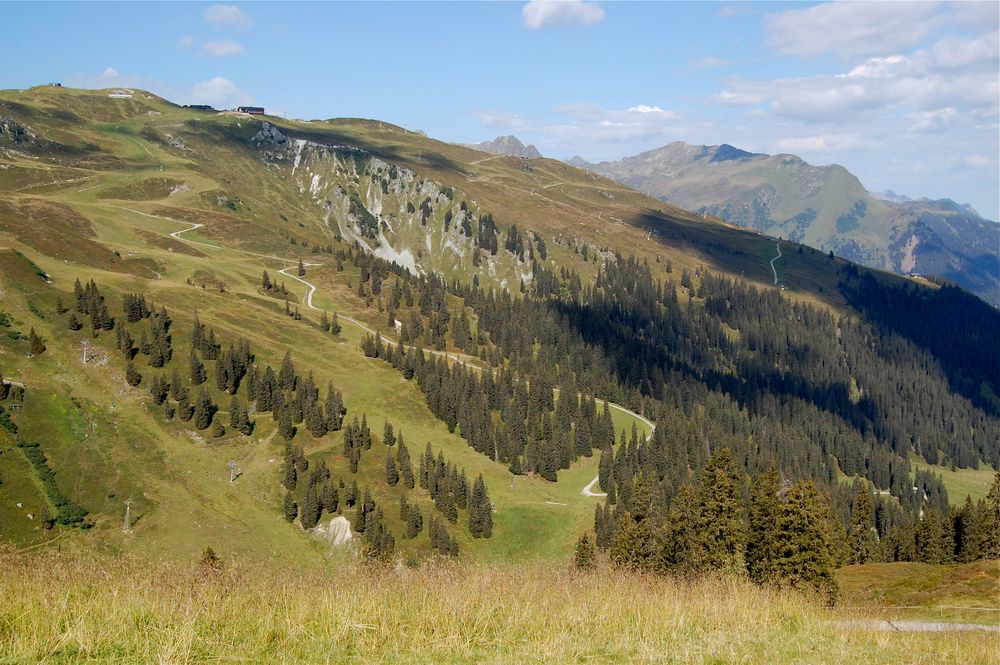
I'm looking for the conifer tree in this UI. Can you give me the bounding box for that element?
[68,313,82,331]
[277,405,295,441]
[229,396,254,436]
[383,420,395,447]
[469,474,493,538]
[848,485,877,564]
[125,358,142,386]
[360,413,371,449]
[916,507,948,564]
[574,532,597,571]
[319,310,330,333]
[149,375,168,405]
[305,401,327,438]
[193,389,215,430]
[169,368,184,400]
[191,313,204,349]
[324,384,345,431]
[28,328,45,355]
[665,482,702,574]
[455,471,470,510]
[297,257,305,277]
[190,348,206,385]
[282,448,297,491]
[399,492,409,521]
[696,448,747,575]
[385,450,399,486]
[278,350,296,391]
[301,481,321,530]
[954,496,985,562]
[405,502,423,539]
[772,481,838,603]
[330,311,341,336]
[747,466,782,584]
[353,489,373,532]
[321,481,339,514]
[363,507,395,561]
[283,492,298,522]
[398,438,415,489]
[177,393,194,421]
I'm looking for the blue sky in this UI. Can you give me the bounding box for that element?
[5,1,999,219]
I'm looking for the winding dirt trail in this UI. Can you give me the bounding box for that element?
[581,403,655,497]
[770,241,782,285]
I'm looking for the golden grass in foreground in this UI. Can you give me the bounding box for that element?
[0,553,995,664]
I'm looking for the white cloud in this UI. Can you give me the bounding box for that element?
[932,29,999,69]
[204,4,251,28]
[628,105,666,114]
[474,102,684,156]
[965,154,992,168]
[764,2,943,59]
[202,39,248,57]
[522,1,604,29]
[190,76,254,108]
[773,133,865,154]
[101,67,120,78]
[178,36,195,48]
[473,109,529,129]
[908,107,957,134]
[716,43,998,122]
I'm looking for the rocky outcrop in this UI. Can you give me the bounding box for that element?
[254,123,531,289]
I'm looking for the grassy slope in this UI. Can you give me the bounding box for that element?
[0,86,987,570]
[910,453,997,504]
[1,554,995,664]
[836,560,1000,625]
[0,89,651,563]
[0,429,53,547]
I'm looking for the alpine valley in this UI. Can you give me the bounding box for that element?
[1,86,998,663]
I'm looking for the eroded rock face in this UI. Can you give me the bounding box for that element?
[0,116,36,145]
[252,121,287,146]
[324,515,353,547]
[255,133,532,289]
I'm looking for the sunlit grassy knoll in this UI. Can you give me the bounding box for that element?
[909,453,997,504]
[1,553,995,664]
[836,560,1000,626]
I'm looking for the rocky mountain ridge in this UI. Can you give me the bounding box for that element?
[463,135,542,159]
[574,142,999,305]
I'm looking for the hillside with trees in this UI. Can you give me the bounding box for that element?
[0,87,997,661]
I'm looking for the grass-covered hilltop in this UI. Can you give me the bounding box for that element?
[1,86,998,663]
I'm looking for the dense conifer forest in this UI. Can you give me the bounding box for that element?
[344,223,1000,576]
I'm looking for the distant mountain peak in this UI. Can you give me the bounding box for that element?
[709,143,761,163]
[464,135,542,159]
[574,139,998,304]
